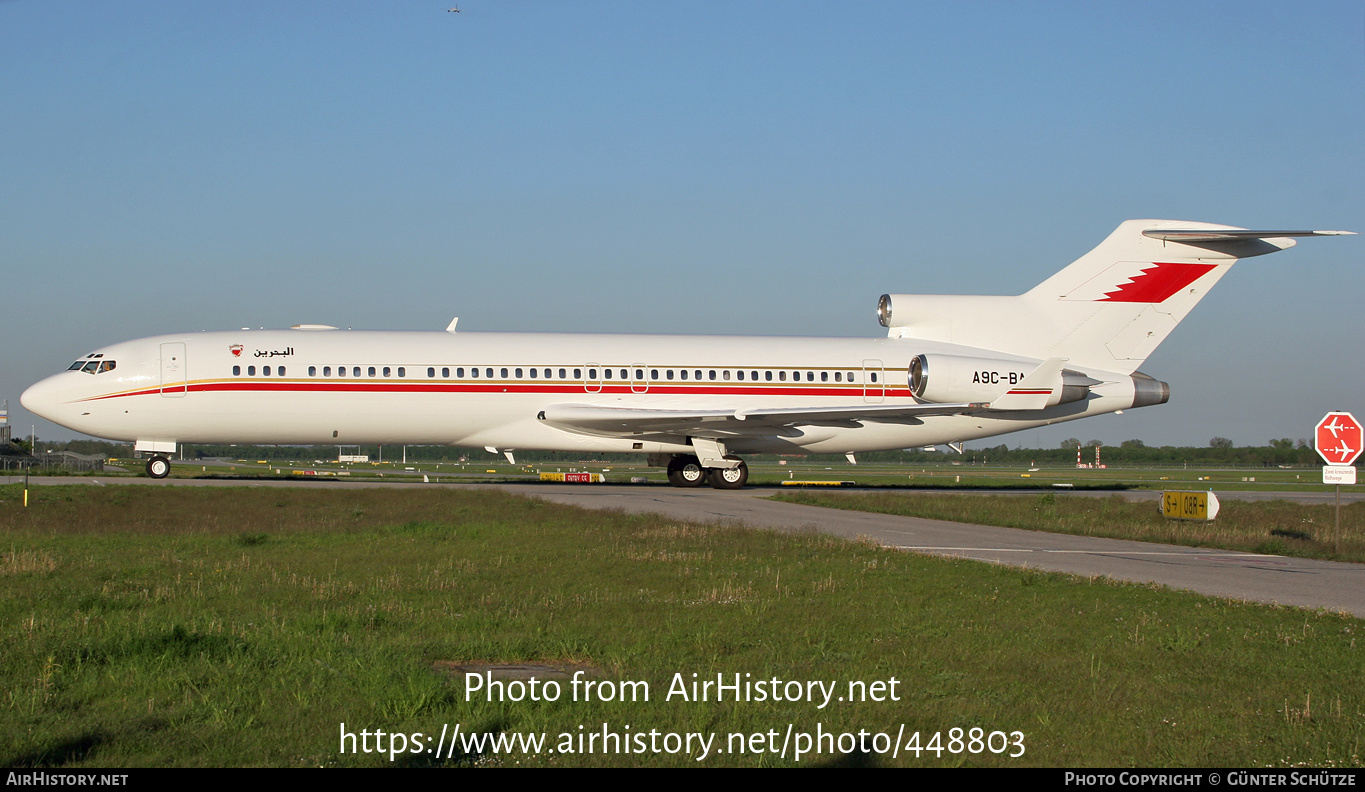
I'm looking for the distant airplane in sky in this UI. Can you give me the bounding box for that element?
[21,220,1352,487]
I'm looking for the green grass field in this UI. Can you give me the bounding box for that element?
[1,484,1362,767]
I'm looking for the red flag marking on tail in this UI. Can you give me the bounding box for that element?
[1099,262,1217,303]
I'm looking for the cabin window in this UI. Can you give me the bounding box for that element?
[765,371,772,381]
[486,368,493,378]
[248,366,256,376]
[427,367,435,378]
[821,372,828,382]
[500,368,508,378]
[544,368,551,378]
[452,367,461,377]
[307,366,315,376]
[323,366,331,376]
[470,367,479,378]
[383,367,391,377]
[278,366,286,376]
[574,368,581,378]
[350,367,358,377]
[529,368,537,378]
[619,369,628,379]
[694,370,702,380]
[679,370,687,380]
[871,372,878,383]
[369,367,377,377]
[603,369,612,379]
[779,371,786,381]
[263,366,271,376]
[666,370,674,380]
[341,366,349,377]
[589,368,597,379]
[650,369,657,379]
[722,370,730,381]
[442,367,449,377]
[848,372,855,381]
[515,368,523,378]
[235,366,242,376]
[397,367,405,377]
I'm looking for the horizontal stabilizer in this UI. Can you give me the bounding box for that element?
[1142,229,1354,242]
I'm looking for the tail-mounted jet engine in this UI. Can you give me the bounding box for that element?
[908,354,1098,408]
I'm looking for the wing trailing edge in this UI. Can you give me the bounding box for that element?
[538,401,980,440]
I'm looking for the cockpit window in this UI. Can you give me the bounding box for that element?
[71,358,117,373]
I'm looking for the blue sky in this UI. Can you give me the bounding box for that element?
[3,1,1361,449]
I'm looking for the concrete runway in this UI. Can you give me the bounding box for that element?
[14,476,1365,617]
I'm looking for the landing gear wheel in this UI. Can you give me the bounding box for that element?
[666,455,708,488]
[707,459,748,490]
[146,456,171,479]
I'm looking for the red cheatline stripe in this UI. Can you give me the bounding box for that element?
[82,381,912,401]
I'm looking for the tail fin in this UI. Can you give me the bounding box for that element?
[880,220,1352,373]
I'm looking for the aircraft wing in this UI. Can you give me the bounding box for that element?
[538,401,980,439]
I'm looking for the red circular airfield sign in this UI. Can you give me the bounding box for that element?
[1315,412,1362,466]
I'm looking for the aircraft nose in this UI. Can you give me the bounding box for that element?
[20,375,64,423]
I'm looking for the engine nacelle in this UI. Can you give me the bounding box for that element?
[909,354,1096,407]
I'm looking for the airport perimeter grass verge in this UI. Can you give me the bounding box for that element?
[772,491,1365,565]
[1,484,1361,767]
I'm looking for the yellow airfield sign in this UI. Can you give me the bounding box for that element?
[1161,491,1220,521]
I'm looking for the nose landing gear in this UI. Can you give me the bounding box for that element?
[145,456,171,479]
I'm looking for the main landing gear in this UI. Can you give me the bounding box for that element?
[665,454,748,490]
[145,455,171,479]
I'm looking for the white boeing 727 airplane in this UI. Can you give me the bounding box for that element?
[21,220,1352,487]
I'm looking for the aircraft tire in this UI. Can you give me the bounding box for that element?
[146,456,171,479]
[707,459,748,490]
[667,455,708,487]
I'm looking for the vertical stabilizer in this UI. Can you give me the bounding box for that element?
[879,220,1351,373]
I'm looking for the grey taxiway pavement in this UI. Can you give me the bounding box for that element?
[16,476,1365,617]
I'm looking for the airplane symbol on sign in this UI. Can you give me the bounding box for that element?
[1324,417,1347,439]
[1331,441,1356,462]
